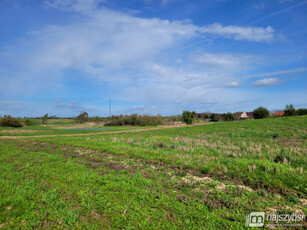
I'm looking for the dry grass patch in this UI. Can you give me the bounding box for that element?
[0,130,39,134]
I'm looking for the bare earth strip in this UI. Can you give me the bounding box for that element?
[0,123,211,139]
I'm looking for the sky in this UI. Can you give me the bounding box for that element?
[0,0,306,117]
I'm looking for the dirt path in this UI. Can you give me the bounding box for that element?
[0,123,211,139]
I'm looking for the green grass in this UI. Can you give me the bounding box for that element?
[0,125,154,136]
[0,116,306,229]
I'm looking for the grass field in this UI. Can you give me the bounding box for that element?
[0,116,306,229]
[0,122,153,137]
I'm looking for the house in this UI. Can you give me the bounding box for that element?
[246,112,253,118]
[273,111,285,117]
[234,112,249,120]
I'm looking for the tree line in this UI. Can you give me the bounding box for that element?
[0,104,306,127]
[180,104,307,124]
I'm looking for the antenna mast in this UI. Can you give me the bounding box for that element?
[109,95,111,118]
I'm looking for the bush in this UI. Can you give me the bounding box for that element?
[253,106,270,119]
[181,111,195,124]
[139,115,163,126]
[130,114,139,126]
[284,104,295,116]
[105,114,162,126]
[75,112,88,123]
[167,115,181,124]
[42,113,48,124]
[24,119,39,126]
[274,150,291,164]
[296,108,307,116]
[0,116,23,127]
[222,112,234,121]
[88,116,104,123]
[210,113,223,122]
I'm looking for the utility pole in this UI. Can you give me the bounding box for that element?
[109,95,111,118]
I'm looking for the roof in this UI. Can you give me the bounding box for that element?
[273,111,285,116]
[234,112,244,116]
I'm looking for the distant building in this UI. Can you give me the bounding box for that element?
[246,112,253,118]
[273,111,285,117]
[234,112,249,120]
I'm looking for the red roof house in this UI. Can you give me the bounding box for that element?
[273,111,284,116]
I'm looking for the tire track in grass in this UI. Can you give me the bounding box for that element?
[4,139,301,197]
[0,139,245,228]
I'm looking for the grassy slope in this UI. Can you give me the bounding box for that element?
[36,116,307,194]
[0,140,245,229]
[0,116,306,229]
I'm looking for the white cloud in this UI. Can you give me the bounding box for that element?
[200,23,274,42]
[189,52,254,73]
[0,0,279,115]
[161,0,171,8]
[54,99,82,111]
[142,53,248,89]
[252,78,281,87]
[3,6,268,83]
[226,81,240,87]
[192,53,240,66]
[44,0,107,14]
[201,100,217,105]
[252,67,307,77]
[15,9,199,74]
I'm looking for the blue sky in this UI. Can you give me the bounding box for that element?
[0,0,306,117]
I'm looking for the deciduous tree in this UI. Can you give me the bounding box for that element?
[253,106,269,119]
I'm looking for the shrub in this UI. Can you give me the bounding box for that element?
[104,120,122,126]
[89,116,104,123]
[24,119,39,126]
[105,115,130,126]
[139,115,162,126]
[274,150,291,164]
[105,114,162,126]
[271,132,279,139]
[284,104,295,116]
[153,142,165,148]
[210,113,223,122]
[222,112,234,121]
[0,116,23,127]
[296,108,307,116]
[181,111,195,124]
[42,113,48,124]
[75,112,88,123]
[167,115,181,124]
[253,106,270,119]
